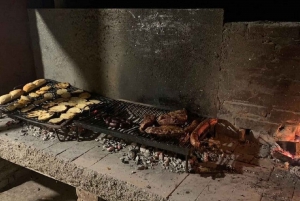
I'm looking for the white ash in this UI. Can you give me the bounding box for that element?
[94,135,192,173]
[21,124,56,141]
[290,166,300,178]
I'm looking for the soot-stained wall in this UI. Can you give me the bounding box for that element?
[28,9,223,117]
[219,22,300,134]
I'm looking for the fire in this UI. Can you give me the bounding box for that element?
[272,124,300,162]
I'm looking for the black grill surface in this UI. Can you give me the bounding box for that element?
[74,98,193,156]
[0,79,110,129]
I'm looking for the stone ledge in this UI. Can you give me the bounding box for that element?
[0,135,166,201]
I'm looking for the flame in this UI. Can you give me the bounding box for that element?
[271,144,294,159]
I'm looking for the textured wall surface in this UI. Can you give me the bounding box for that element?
[28,9,223,117]
[0,1,36,94]
[219,22,300,134]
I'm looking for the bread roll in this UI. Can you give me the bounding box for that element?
[18,95,31,105]
[33,79,46,88]
[49,117,64,124]
[23,83,36,93]
[0,94,12,105]
[6,104,17,111]
[9,89,24,99]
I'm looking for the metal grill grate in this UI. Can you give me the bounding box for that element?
[74,98,193,157]
[0,79,111,129]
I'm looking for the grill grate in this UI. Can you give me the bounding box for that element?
[74,98,193,158]
[0,79,112,129]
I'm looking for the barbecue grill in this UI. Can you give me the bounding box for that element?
[0,79,110,141]
[0,79,200,172]
[74,98,198,172]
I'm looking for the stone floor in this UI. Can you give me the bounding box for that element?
[0,117,299,201]
[0,171,77,201]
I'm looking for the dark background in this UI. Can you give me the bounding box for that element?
[27,0,300,22]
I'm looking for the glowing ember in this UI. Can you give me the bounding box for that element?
[271,124,300,163]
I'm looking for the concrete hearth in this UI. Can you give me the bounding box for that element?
[0,117,299,201]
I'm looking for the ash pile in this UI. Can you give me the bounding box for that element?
[95,133,191,173]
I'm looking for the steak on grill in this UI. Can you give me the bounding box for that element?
[157,109,188,125]
[139,114,156,131]
[145,125,184,136]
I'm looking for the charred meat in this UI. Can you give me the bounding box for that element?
[145,125,184,136]
[179,133,191,146]
[104,116,132,129]
[157,109,188,125]
[190,118,218,148]
[139,114,156,131]
[184,118,202,134]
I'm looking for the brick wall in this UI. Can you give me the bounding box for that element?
[219,22,300,135]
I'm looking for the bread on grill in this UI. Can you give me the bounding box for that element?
[29,92,39,98]
[48,105,67,113]
[9,89,24,99]
[23,83,37,93]
[40,85,51,91]
[0,94,12,105]
[21,104,35,113]
[32,79,46,88]
[60,113,75,120]
[44,93,54,100]
[38,112,54,121]
[79,92,91,99]
[55,82,69,89]
[18,95,31,105]
[67,107,81,114]
[49,118,64,124]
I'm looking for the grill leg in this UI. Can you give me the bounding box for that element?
[77,127,81,142]
[54,129,65,142]
[185,153,189,173]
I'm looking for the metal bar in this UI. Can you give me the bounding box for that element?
[54,129,65,142]
[75,121,190,156]
[7,113,71,129]
[77,126,81,142]
[185,152,189,173]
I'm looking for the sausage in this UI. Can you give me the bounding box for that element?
[184,118,202,134]
[190,118,218,148]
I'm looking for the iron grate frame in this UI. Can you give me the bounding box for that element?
[74,98,195,172]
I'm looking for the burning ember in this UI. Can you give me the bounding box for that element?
[271,124,300,166]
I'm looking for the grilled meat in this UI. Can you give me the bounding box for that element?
[139,114,156,131]
[179,133,191,146]
[190,118,218,148]
[184,118,202,134]
[145,125,184,136]
[157,109,188,125]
